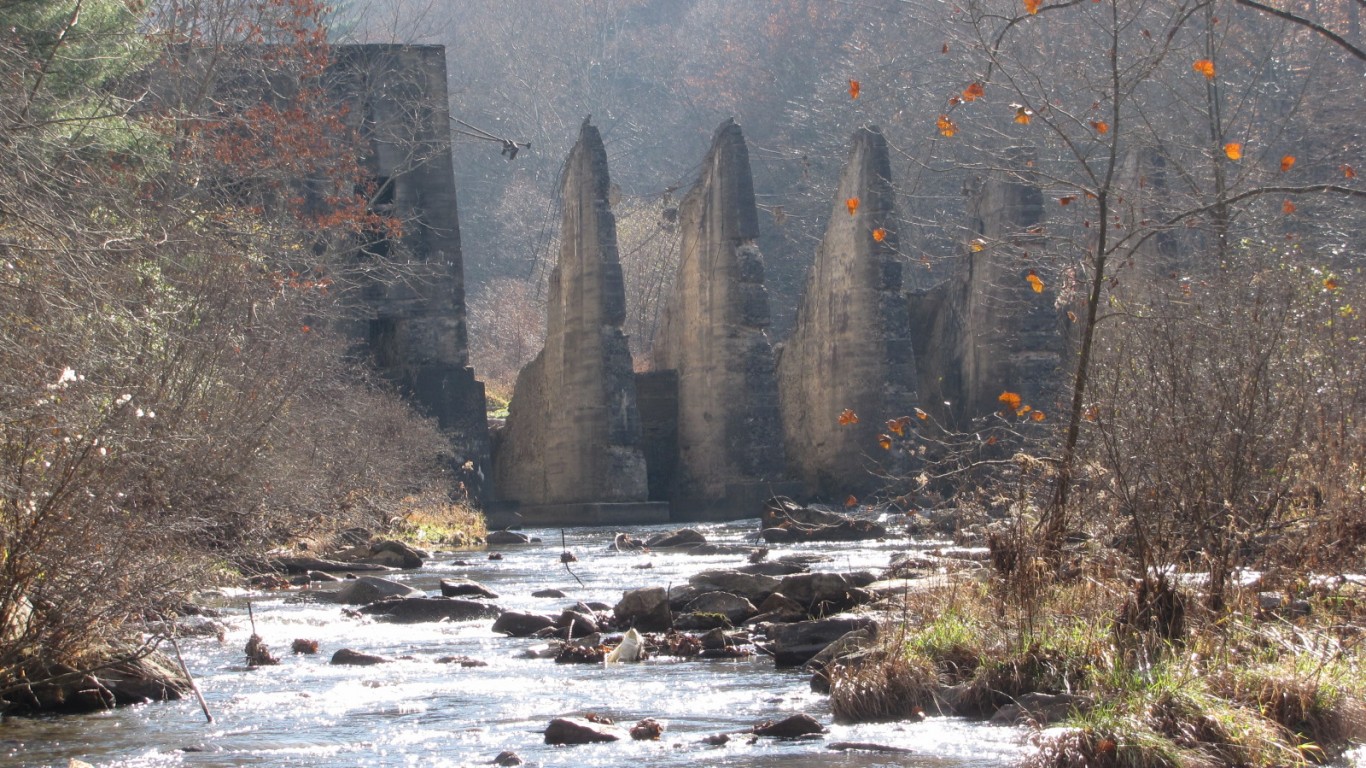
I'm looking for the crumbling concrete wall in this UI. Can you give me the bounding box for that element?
[329,44,490,486]
[651,120,788,514]
[493,120,650,506]
[776,126,918,499]
[911,147,1065,426]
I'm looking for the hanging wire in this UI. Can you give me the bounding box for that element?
[450,116,531,160]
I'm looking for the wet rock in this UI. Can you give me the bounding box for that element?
[643,528,707,548]
[614,586,672,631]
[361,540,427,569]
[806,628,879,693]
[762,518,887,543]
[487,530,532,545]
[5,649,190,714]
[687,569,779,603]
[492,611,556,637]
[544,717,627,744]
[556,609,600,637]
[630,718,664,740]
[990,692,1091,726]
[683,591,757,625]
[737,561,808,577]
[291,639,320,655]
[491,750,523,766]
[357,597,501,624]
[749,592,807,623]
[775,572,853,607]
[702,733,730,746]
[673,612,732,631]
[435,655,488,667]
[763,616,878,667]
[532,588,566,598]
[308,570,340,582]
[440,579,499,599]
[752,713,825,738]
[827,742,915,754]
[330,648,389,665]
[333,575,424,605]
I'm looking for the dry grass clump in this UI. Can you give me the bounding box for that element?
[392,493,487,547]
[828,650,939,722]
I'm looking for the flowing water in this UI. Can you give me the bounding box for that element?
[1,520,1033,768]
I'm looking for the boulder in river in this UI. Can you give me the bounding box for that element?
[683,591,757,625]
[333,575,424,605]
[330,648,389,666]
[487,530,533,545]
[686,569,780,603]
[762,616,879,667]
[357,597,501,624]
[5,649,190,714]
[752,713,826,738]
[760,497,887,542]
[643,528,707,548]
[614,587,672,631]
[749,592,808,623]
[544,716,627,744]
[440,579,499,599]
[492,611,556,637]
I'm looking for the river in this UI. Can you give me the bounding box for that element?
[1,520,1033,767]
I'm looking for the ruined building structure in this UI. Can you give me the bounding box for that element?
[491,121,664,524]
[327,45,491,484]
[776,127,920,499]
[650,120,795,517]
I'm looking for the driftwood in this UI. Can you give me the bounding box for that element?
[760,497,887,542]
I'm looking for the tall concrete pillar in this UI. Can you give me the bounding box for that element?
[776,126,918,499]
[652,119,791,517]
[492,120,661,524]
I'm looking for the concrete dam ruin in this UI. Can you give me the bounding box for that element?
[346,45,1068,524]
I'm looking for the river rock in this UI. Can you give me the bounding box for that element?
[532,588,566,598]
[673,612,732,631]
[8,648,190,714]
[544,716,627,744]
[492,611,556,637]
[737,561,808,577]
[487,530,532,545]
[643,528,706,548]
[752,713,825,738]
[683,591,757,625]
[440,579,499,599]
[806,628,879,693]
[556,609,600,637]
[330,648,389,665]
[749,592,807,623]
[687,569,779,603]
[614,586,672,631]
[333,576,424,605]
[435,655,488,667]
[366,540,428,569]
[358,597,501,623]
[763,616,879,667]
[492,751,522,766]
[630,718,664,740]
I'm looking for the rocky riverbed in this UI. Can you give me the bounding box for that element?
[1,518,1033,768]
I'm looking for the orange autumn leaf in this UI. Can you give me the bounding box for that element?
[1192,59,1216,79]
[998,391,1022,411]
[878,434,893,451]
[1059,196,1076,206]
[838,408,859,425]
[969,238,987,253]
[1017,404,1032,416]
[937,114,957,137]
[1032,411,1046,421]
[873,227,887,242]
[1224,142,1243,160]
[849,79,861,100]
[845,494,859,508]
[1013,106,1032,124]
[888,416,912,436]
[942,42,950,54]
[963,82,985,101]
[915,407,929,420]
[300,325,312,333]
[1067,310,1078,323]
[1083,405,1100,422]
[1091,120,1109,134]
[1280,155,1295,172]
[1026,270,1045,293]
[1024,0,1042,13]
[1324,277,1339,291]
[1283,199,1297,214]
[985,434,999,445]
[1344,164,1358,179]
[846,197,860,215]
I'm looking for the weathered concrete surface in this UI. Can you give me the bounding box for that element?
[776,127,918,499]
[492,119,651,511]
[329,45,490,486]
[652,120,791,516]
[911,147,1065,424]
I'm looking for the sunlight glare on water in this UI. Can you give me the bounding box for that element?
[1,521,1031,768]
